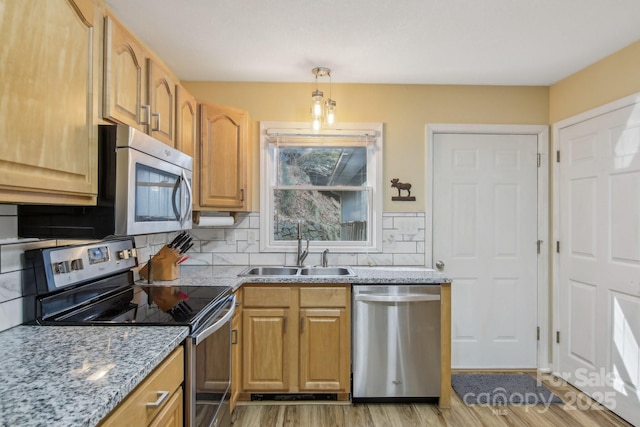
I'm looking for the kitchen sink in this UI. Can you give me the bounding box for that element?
[238,266,355,277]
[239,266,299,276]
[299,267,354,276]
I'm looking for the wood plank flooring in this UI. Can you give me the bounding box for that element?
[231,373,633,427]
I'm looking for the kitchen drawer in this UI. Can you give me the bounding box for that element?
[99,346,184,427]
[243,287,291,307]
[300,287,347,308]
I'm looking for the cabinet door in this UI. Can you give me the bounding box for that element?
[299,308,349,391]
[230,290,242,413]
[103,15,147,131]
[148,387,183,427]
[0,0,97,204]
[176,85,198,204]
[147,59,177,146]
[175,85,198,158]
[242,308,290,391]
[199,102,249,210]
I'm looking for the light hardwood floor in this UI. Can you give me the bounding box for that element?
[231,373,633,426]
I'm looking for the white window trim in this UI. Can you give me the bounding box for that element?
[259,121,383,253]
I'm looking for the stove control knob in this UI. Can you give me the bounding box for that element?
[54,261,70,274]
[70,259,84,271]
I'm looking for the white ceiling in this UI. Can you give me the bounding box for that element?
[103,0,640,86]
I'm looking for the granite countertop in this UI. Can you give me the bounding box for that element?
[0,325,188,427]
[152,265,452,290]
[0,265,449,427]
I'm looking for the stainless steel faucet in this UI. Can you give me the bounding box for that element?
[321,249,329,267]
[296,221,309,267]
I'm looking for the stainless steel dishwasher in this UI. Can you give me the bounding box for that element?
[352,284,441,402]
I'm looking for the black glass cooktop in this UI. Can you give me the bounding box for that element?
[34,272,231,331]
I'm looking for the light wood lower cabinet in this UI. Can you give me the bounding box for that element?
[240,285,350,398]
[99,346,184,427]
[230,289,242,413]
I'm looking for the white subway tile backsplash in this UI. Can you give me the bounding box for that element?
[0,205,17,215]
[0,271,22,303]
[213,253,249,266]
[0,239,57,274]
[0,297,23,332]
[182,252,213,265]
[0,211,428,330]
[248,253,287,266]
[0,217,17,240]
[394,253,425,266]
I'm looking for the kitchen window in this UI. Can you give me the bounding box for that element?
[260,122,383,253]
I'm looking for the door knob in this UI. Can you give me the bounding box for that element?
[435,260,445,271]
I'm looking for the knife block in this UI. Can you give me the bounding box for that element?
[139,245,181,281]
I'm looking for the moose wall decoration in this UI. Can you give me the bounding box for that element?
[391,178,416,201]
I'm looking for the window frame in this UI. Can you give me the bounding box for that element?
[259,121,383,253]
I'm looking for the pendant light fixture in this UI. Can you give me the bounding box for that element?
[310,67,336,130]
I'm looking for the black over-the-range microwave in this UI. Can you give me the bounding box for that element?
[18,125,193,239]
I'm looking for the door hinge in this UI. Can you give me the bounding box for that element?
[537,240,543,254]
[556,241,560,253]
[556,331,560,344]
[537,153,541,167]
[556,150,560,163]
[537,326,540,341]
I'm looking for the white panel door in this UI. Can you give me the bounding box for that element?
[558,102,640,426]
[433,133,539,368]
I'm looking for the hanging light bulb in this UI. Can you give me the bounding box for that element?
[325,99,336,126]
[311,89,323,122]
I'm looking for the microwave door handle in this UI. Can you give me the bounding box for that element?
[171,177,181,222]
[181,170,193,226]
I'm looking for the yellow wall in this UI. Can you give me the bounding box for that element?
[184,82,549,211]
[549,39,640,123]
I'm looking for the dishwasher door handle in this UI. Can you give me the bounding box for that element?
[354,294,440,303]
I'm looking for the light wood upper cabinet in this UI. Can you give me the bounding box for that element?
[176,85,198,197]
[198,102,251,211]
[103,15,147,132]
[147,59,177,146]
[176,85,198,160]
[0,0,98,204]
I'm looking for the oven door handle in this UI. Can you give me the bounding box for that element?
[193,295,235,345]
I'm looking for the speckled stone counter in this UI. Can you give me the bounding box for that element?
[150,265,452,290]
[0,325,188,427]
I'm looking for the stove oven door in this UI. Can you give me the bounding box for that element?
[185,295,235,427]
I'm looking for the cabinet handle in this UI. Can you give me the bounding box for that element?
[151,112,160,131]
[231,329,238,345]
[140,105,151,125]
[240,188,245,202]
[300,317,304,333]
[146,391,169,408]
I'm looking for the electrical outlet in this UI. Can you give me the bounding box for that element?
[247,230,256,245]
[225,230,236,245]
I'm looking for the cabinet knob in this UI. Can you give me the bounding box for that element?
[435,260,445,271]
